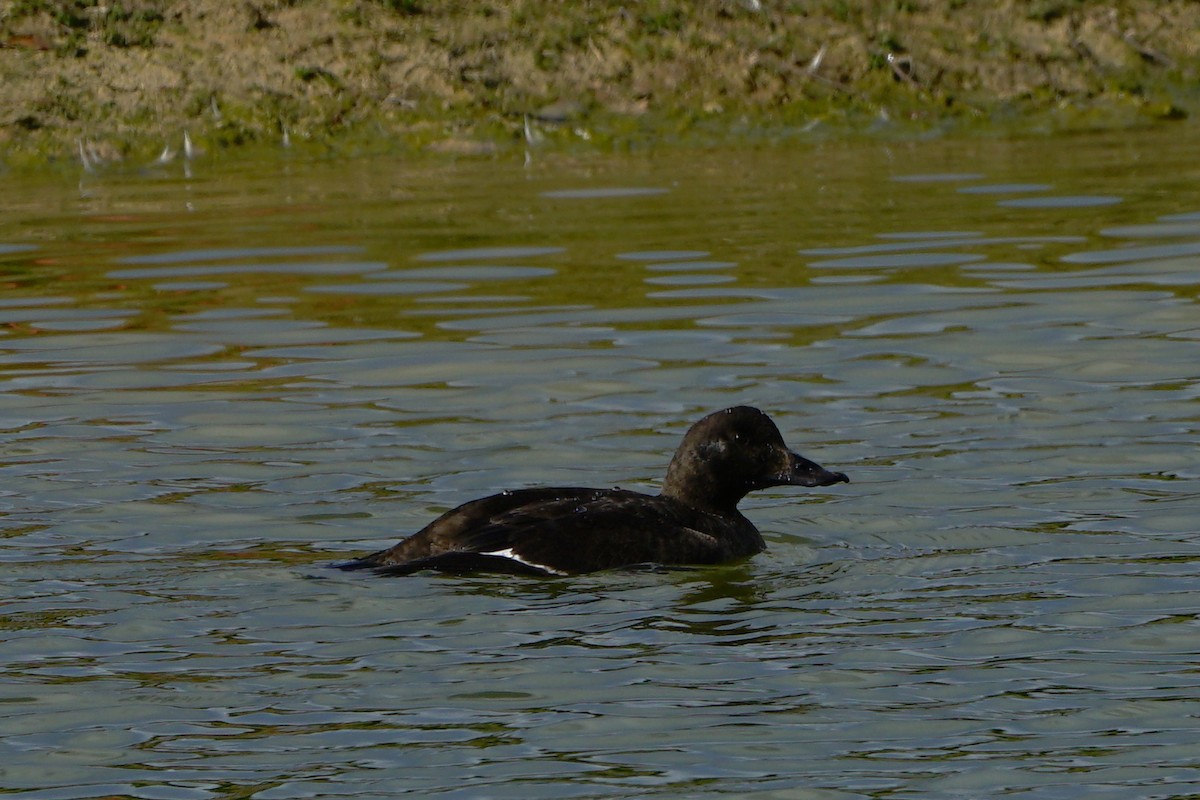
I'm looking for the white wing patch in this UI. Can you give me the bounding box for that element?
[482,548,568,576]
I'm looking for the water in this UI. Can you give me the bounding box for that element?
[1,127,1199,799]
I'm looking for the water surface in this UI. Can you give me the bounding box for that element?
[1,127,1199,798]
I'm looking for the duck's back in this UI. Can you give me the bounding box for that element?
[341,486,765,576]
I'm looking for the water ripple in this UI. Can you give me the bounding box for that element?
[1,130,1198,800]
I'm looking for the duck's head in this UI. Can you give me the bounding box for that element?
[661,406,848,513]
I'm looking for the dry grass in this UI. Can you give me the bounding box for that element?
[1,0,1196,166]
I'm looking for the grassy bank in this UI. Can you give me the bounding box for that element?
[1,0,1197,167]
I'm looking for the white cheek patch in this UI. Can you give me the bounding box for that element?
[482,548,568,576]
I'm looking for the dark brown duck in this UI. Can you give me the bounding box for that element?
[339,406,848,576]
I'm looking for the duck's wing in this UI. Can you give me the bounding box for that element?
[341,488,735,576]
[497,494,728,574]
[337,488,619,572]
[432,491,736,574]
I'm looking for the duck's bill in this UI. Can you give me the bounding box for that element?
[782,452,849,487]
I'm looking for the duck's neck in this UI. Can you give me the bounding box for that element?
[660,463,746,516]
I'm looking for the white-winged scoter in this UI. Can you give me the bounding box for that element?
[339,406,848,576]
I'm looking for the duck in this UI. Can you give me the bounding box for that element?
[338,406,848,576]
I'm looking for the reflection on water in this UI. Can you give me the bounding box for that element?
[1,128,1199,799]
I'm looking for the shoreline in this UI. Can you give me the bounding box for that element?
[2,1,1197,170]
